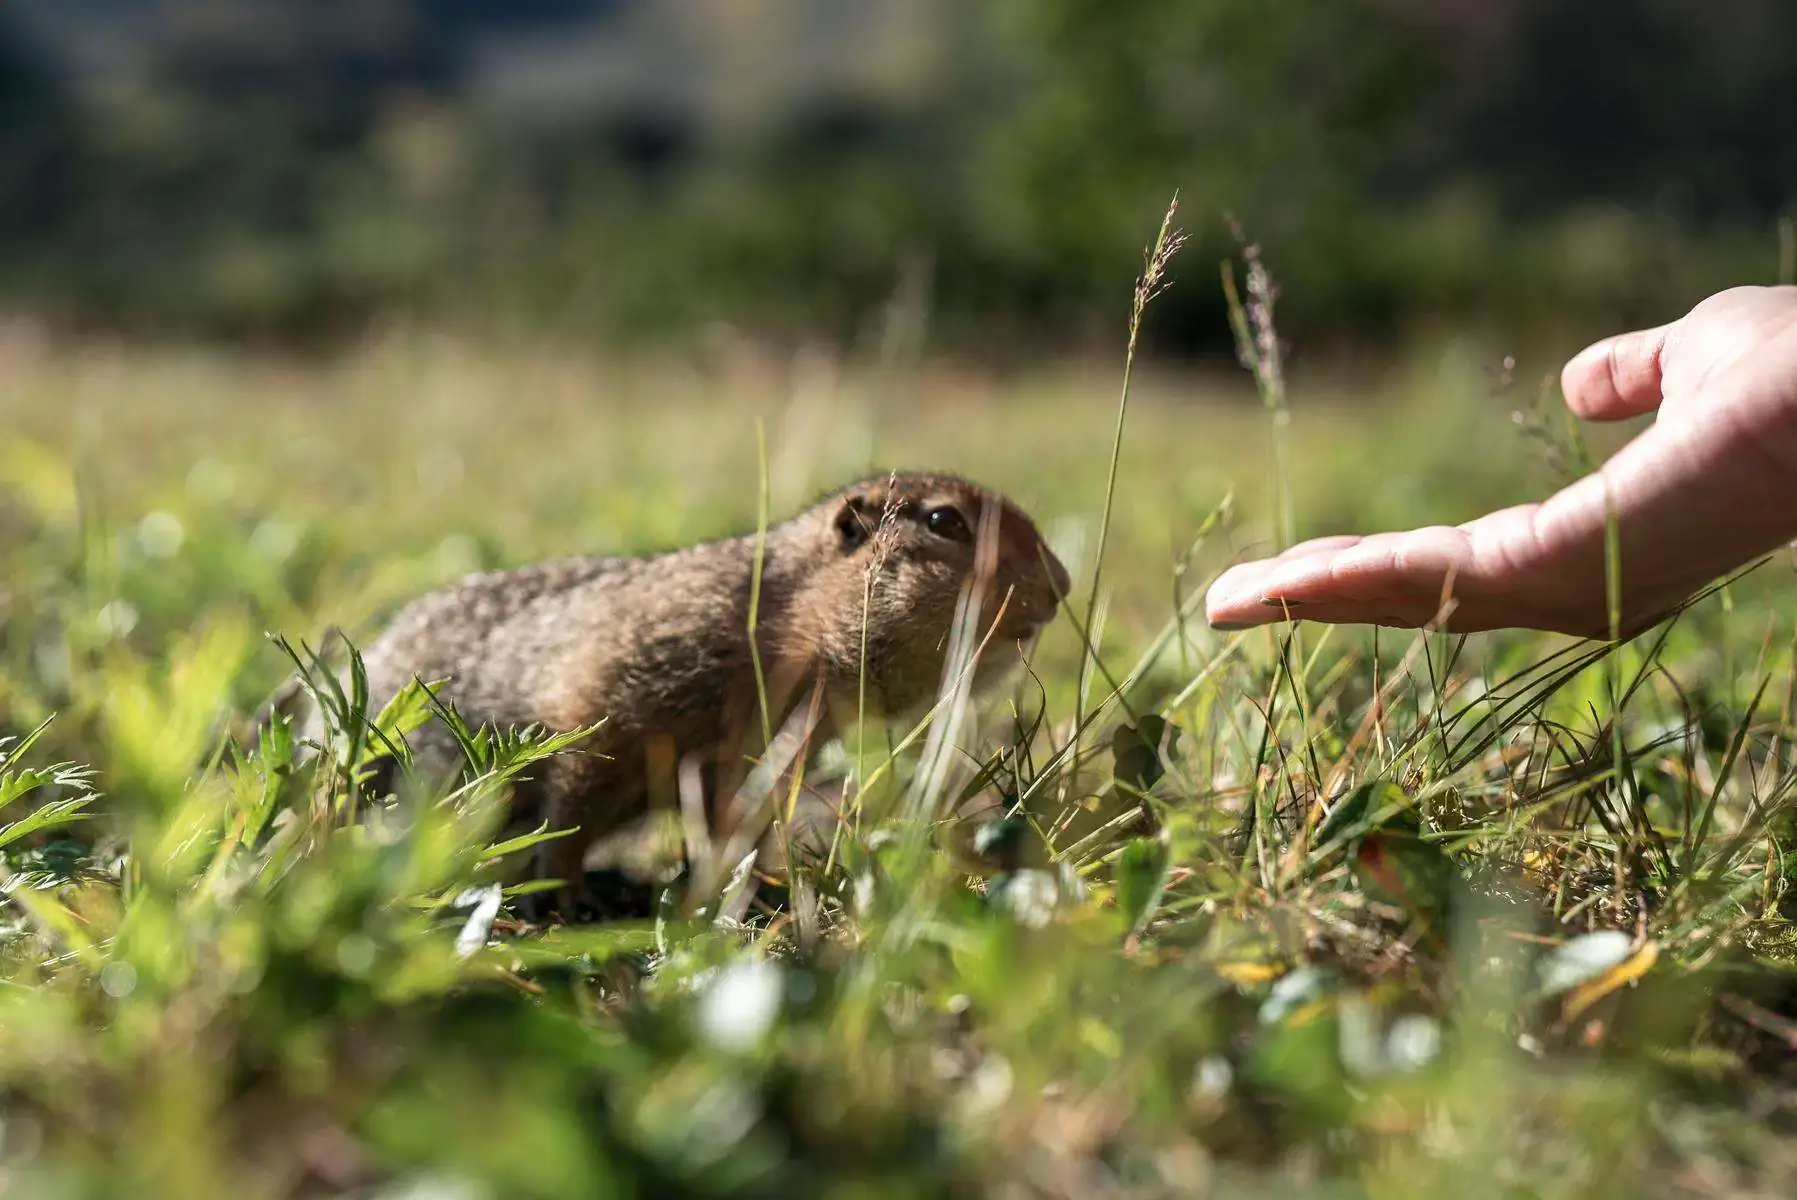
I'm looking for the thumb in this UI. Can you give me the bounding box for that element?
[1561,322,1673,421]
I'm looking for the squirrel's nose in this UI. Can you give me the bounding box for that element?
[1011,547,1069,630]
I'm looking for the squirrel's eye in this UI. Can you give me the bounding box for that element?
[925,506,971,542]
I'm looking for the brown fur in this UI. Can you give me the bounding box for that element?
[342,473,1069,896]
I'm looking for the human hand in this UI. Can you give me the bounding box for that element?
[1205,286,1797,637]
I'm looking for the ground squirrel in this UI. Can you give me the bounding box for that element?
[341,472,1069,904]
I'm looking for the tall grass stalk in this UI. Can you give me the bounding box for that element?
[1222,232,1294,552]
[1076,195,1186,740]
[747,418,775,752]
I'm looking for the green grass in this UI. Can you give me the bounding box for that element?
[0,282,1794,1198]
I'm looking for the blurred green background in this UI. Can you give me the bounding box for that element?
[1,0,1792,353]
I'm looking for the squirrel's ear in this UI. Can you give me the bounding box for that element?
[835,497,872,553]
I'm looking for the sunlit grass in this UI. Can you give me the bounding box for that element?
[0,297,1792,1197]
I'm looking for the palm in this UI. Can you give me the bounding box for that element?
[1208,287,1797,637]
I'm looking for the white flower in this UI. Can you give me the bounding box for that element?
[694,959,784,1053]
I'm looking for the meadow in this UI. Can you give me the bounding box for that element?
[0,254,1794,1197]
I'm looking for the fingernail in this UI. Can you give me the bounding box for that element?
[1208,618,1256,632]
